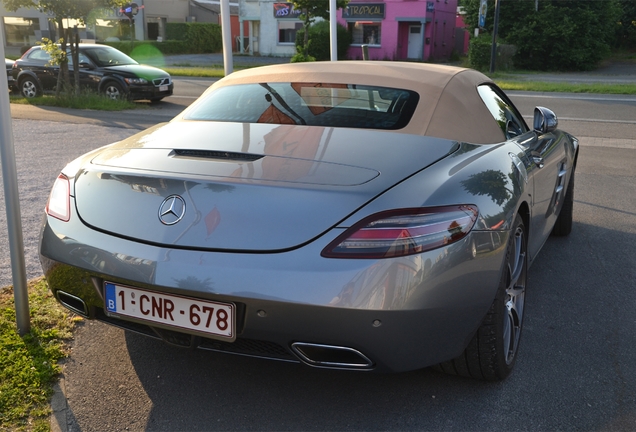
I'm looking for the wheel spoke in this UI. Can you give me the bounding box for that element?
[503,311,512,359]
[504,226,526,364]
[510,230,525,285]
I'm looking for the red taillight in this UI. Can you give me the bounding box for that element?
[322,205,479,259]
[46,174,70,222]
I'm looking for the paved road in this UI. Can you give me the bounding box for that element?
[1,84,635,430]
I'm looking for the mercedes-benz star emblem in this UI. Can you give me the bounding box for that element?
[158,195,186,225]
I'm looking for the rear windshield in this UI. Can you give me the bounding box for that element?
[183,83,419,130]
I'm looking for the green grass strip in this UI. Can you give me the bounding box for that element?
[0,279,80,431]
[9,92,138,110]
[162,66,227,78]
[494,80,636,95]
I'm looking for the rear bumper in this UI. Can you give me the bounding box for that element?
[40,210,507,373]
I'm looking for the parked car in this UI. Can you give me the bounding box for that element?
[5,58,15,91]
[39,62,578,381]
[12,44,172,101]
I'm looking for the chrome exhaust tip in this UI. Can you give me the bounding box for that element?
[291,342,374,370]
[55,290,89,317]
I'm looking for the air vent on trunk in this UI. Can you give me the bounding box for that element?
[172,149,264,162]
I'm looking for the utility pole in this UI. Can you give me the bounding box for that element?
[489,0,501,73]
[329,0,337,61]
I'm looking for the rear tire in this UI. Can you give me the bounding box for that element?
[436,214,527,381]
[551,172,574,237]
[19,76,40,98]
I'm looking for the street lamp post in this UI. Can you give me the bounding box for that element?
[220,0,233,75]
[0,32,30,336]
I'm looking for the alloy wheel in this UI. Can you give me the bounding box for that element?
[104,83,122,100]
[21,80,38,98]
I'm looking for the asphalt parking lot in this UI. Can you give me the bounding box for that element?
[2,56,635,431]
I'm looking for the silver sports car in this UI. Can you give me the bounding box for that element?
[40,62,578,380]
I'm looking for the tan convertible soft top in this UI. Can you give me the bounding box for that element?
[203,61,505,144]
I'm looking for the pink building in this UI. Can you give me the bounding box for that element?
[338,0,458,61]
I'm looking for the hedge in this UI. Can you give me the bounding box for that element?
[100,22,221,56]
[101,40,189,55]
[165,23,222,53]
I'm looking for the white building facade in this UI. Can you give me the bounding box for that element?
[238,1,303,57]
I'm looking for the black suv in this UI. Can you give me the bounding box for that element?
[12,44,173,102]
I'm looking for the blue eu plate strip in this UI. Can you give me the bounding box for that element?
[105,283,117,312]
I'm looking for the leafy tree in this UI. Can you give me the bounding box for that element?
[615,0,636,49]
[462,0,623,71]
[2,0,126,95]
[509,2,622,71]
[461,0,535,38]
[37,37,67,69]
[294,20,352,61]
[291,0,349,57]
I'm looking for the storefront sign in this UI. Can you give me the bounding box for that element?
[273,3,303,19]
[427,2,435,12]
[343,3,386,20]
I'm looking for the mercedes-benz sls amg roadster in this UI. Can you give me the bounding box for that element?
[39,62,578,380]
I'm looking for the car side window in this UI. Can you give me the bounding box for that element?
[27,49,52,62]
[66,51,92,67]
[78,53,91,64]
[477,84,529,140]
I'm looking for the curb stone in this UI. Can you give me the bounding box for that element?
[50,373,68,432]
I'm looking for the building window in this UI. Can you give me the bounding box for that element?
[3,17,41,46]
[349,22,381,46]
[278,21,302,44]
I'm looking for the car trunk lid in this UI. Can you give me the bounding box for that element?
[73,122,458,251]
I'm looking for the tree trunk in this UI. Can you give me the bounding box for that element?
[73,27,80,97]
[55,19,70,97]
[303,9,310,56]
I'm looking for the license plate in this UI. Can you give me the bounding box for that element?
[104,282,234,340]
[159,85,168,91]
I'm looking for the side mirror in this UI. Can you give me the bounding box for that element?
[533,106,558,134]
[79,62,92,69]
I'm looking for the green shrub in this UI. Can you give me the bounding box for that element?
[509,3,617,71]
[468,35,492,71]
[295,20,352,61]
